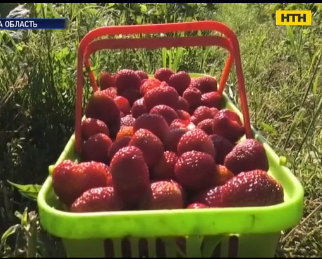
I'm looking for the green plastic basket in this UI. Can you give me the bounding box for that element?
[37,21,304,258]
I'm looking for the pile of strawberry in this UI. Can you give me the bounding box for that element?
[52,68,284,213]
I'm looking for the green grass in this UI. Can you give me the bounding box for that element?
[0,2,322,258]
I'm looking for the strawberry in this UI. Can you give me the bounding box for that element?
[81,118,109,140]
[99,72,115,90]
[109,146,150,204]
[114,96,130,115]
[154,68,174,84]
[52,160,109,206]
[168,71,191,95]
[138,180,184,210]
[71,187,124,213]
[81,133,112,163]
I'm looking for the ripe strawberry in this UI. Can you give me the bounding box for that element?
[152,151,178,181]
[150,105,178,125]
[115,69,141,94]
[168,71,191,95]
[102,87,118,99]
[116,126,134,141]
[176,110,191,121]
[193,186,223,207]
[212,165,234,186]
[71,187,124,213]
[177,96,190,112]
[169,119,195,131]
[114,96,130,115]
[175,151,216,191]
[191,106,215,125]
[129,129,164,169]
[108,136,131,161]
[224,139,269,175]
[140,78,162,95]
[182,87,202,112]
[120,114,135,127]
[81,133,112,163]
[154,68,174,84]
[186,203,209,209]
[85,90,121,128]
[131,98,148,119]
[138,180,184,210]
[197,119,213,135]
[133,113,169,141]
[144,86,179,111]
[212,109,245,143]
[135,70,149,80]
[220,170,284,207]
[163,128,188,152]
[52,160,109,206]
[110,146,150,204]
[200,91,222,109]
[208,134,234,164]
[177,128,216,158]
[81,118,109,140]
[119,88,142,106]
[99,72,115,90]
[191,76,217,93]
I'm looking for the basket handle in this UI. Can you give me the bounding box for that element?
[75,21,253,153]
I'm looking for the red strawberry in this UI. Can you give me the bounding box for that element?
[85,90,121,128]
[135,70,149,80]
[197,119,213,135]
[131,98,148,118]
[191,106,215,125]
[52,160,109,206]
[150,105,179,125]
[169,119,195,131]
[144,86,179,111]
[138,180,184,210]
[224,139,269,175]
[81,133,112,163]
[220,170,284,207]
[81,118,109,140]
[200,91,222,109]
[107,136,131,161]
[110,146,150,204]
[212,109,245,143]
[115,69,141,94]
[152,151,178,181]
[116,126,134,141]
[113,96,131,115]
[186,203,209,209]
[168,71,191,95]
[120,114,135,127]
[212,165,234,186]
[133,113,169,141]
[208,134,234,165]
[176,110,191,121]
[140,78,162,95]
[182,87,202,112]
[71,187,124,213]
[102,87,118,99]
[163,128,188,152]
[177,96,190,112]
[177,128,216,158]
[154,68,174,84]
[193,186,223,207]
[119,88,142,106]
[129,129,164,169]
[191,76,217,93]
[175,151,216,191]
[99,72,115,90]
